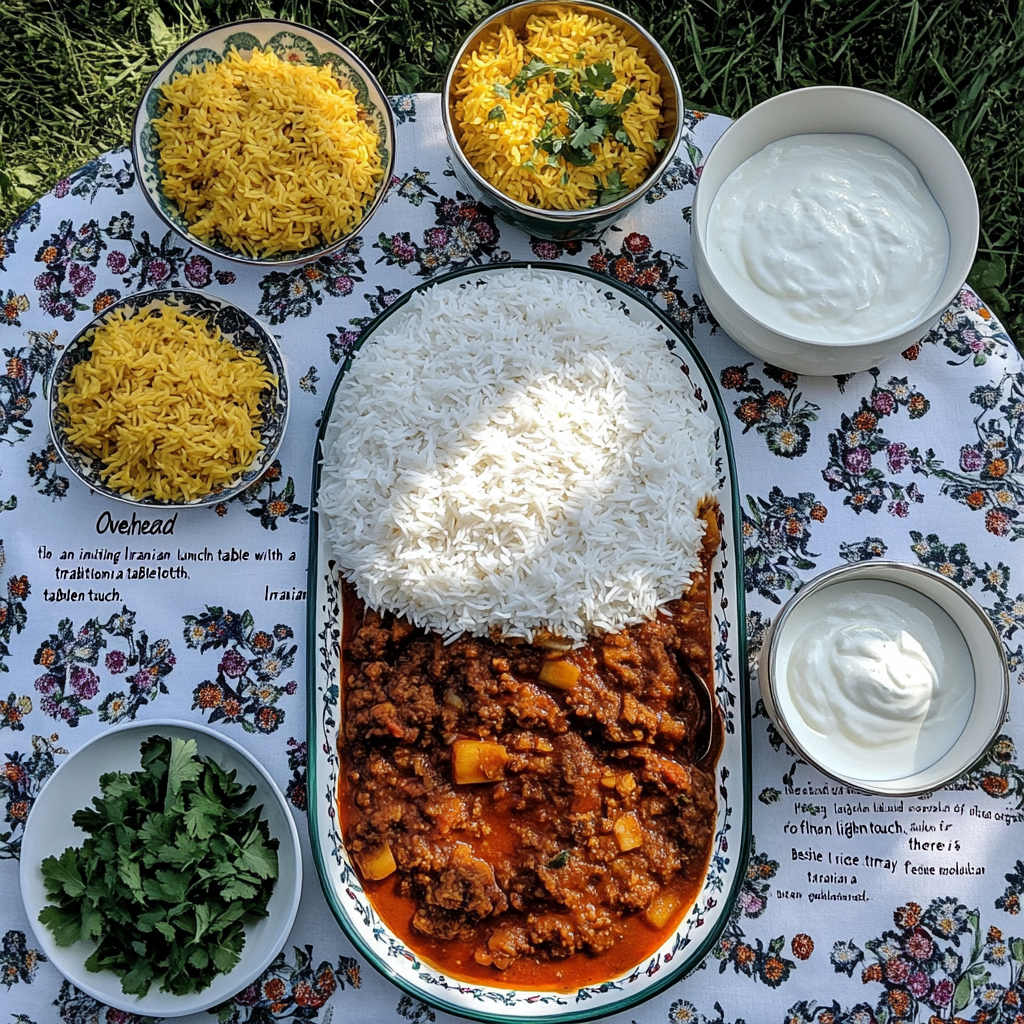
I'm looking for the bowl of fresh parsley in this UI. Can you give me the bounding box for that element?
[443,0,684,240]
[19,720,302,1018]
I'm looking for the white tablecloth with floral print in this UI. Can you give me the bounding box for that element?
[1,94,1022,1024]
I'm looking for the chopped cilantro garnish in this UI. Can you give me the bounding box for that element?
[487,105,506,122]
[504,58,639,175]
[39,735,279,998]
[580,60,616,93]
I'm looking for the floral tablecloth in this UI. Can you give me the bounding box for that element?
[1,94,1022,1024]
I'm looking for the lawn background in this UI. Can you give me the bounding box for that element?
[1,0,1020,344]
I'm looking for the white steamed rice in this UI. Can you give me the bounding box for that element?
[317,268,719,641]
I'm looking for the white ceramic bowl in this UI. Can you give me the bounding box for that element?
[691,86,979,375]
[758,562,1008,796]
[20,719,302,1018]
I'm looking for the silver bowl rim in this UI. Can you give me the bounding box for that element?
[441,0,685,222]
[759,559,1009,797]
[47,286,290,509]
[130,17,397,268]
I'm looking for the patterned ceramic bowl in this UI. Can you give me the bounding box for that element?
[132,19,395,267]
[48,288,288,508]
[442,1,684,241]
[306,263,752,1022]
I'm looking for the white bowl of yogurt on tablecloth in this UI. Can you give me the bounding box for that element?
[758,561,1008,796]
[692,86,978,375]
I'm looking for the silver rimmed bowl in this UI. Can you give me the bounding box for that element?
[758,561,1008,796]
[442,0,683,241]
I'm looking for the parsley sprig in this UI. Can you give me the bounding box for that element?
[485,55,666,205]
[39,735,279,998]
[518,58,637,168]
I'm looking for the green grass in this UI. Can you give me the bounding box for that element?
[2,0,1021,340]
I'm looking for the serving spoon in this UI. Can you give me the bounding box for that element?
[683,662,717,763]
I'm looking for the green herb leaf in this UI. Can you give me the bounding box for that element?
[570,119,606,151]
[116,847,145,903]
[236,825,278,880]
[37,734,280,998]
[487,105,506,123]
[515,57,639,184]
[120,960,156,997]
[182,790,226,840]
[581,60,615,92]
[221,878,259,902]
[38,904,83,946]
[166,737,202,805]
[595,170,632,206]
[212,937,243,974]
[41,848,86,899]
[509,57,562,92]
[492,82,511,99]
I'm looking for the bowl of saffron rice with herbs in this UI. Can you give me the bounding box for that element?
[443,0,683,239]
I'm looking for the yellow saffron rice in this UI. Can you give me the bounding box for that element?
[154,48,384,258]
[59,305,276,502]
[452,9,664,210]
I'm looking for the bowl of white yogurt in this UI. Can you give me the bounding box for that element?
[692,86,978,375]
[758,561,1008,796]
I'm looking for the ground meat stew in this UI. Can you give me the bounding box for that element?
[337,512,722,990]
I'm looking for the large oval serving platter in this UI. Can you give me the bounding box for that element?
[306,262,752,1023]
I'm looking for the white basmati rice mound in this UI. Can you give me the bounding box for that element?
[318,268,719,641]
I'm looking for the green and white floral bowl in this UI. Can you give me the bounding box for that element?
[49,288,289,508]
[131,19,395,267]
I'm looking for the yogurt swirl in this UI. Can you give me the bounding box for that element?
[775,580,974,782]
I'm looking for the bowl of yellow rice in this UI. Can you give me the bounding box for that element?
[132,20,394,265]
[48,289,288,507]
[443,0,683,240]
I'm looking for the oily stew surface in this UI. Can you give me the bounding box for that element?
[338,526,721,990]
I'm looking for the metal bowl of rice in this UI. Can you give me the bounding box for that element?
[132,19,395,267]
[48,288,288,508]
[442,0,684,240]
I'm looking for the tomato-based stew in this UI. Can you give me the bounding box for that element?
[337,521,721,990]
